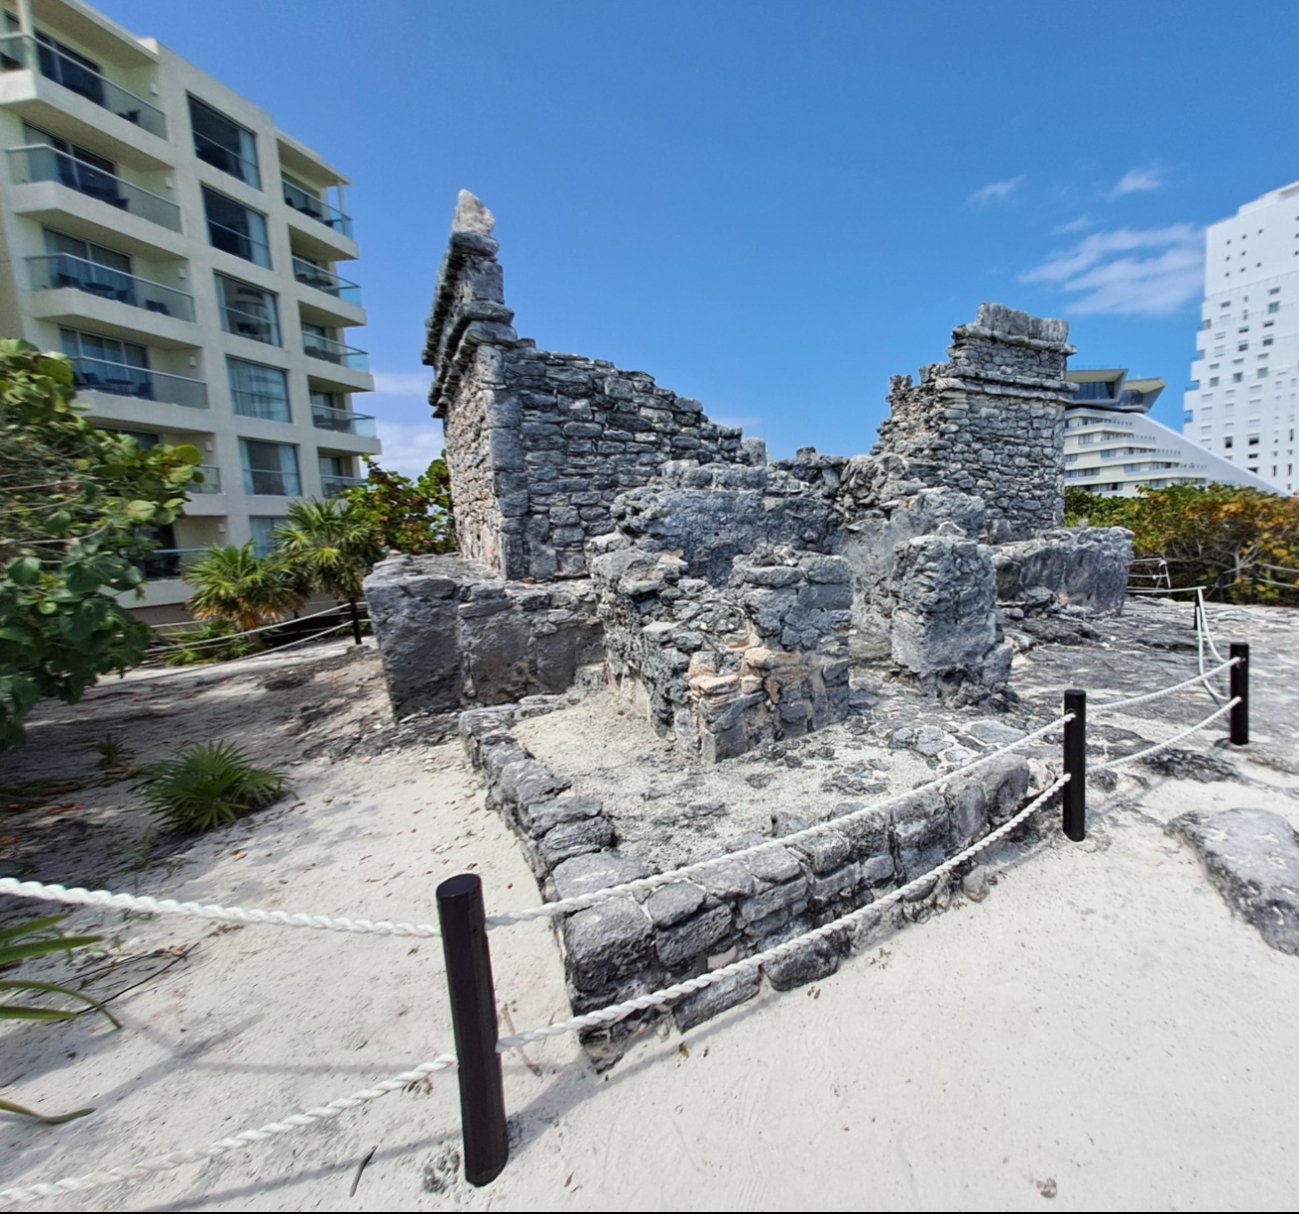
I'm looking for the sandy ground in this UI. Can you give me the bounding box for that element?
[1,603,1298,1212]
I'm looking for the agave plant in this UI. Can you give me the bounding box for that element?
[0,914,120,1124]
[138,742,289,834]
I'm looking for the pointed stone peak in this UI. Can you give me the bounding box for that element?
[452,190,495,237]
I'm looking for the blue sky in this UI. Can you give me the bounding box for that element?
[101,0,1299,473]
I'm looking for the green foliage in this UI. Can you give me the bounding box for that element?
[340,453,455,554]
[1066,483,1299,603]
[183,543,306,633]
[0,340,201,748]
[91,734,132,771]
[138,741,289,834]
[157,616,257,666]
[274,497,385,606]
[0,914,120,1123]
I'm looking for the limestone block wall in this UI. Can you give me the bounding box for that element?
[424,191,746,582]
[873,303,1076,543]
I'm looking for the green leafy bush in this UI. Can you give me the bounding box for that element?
[139,742,289,834]
[157,617,257,666]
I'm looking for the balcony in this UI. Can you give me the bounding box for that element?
[0,33,166,139]
[283,179,352,237]
[220,302,280,346]
[139,547,205,580]
[70,356,208,409]
[303,332,368,370]
[292,256,361,305]
[192,465,222,492]
[193,129,259,187]
[242,467,301,496]
[311,402,375,437]
[321,474,367,498]
[27,253,195,321]
[7,144,180,230]
[207,217,271,268]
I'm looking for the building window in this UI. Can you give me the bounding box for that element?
[227,357,290,421]
[188,96,259,187]
[216,274,280,344]
[1224,436,1234,449]
[1264,337,1274,347]
[1268,301,1280,314]
[1238,342,1249,351]
[202,186,270,267]
[240,438,300,496]
[1248,436,1260,446]
[1208,377,1219,387]
[101,427,160,449]
[1233,372,1244,383]
[59,326,151,396]
[1258,368,1270,378]
[248,516,283,556]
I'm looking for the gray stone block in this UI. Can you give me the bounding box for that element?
[672,968,761,1031]
[656,904,734,967]
[562,897,655,992]
[552,850,648,899]
[644,881,706,927]
[540,815,616,866]
[520,794,605,834]
[759,921,841,991]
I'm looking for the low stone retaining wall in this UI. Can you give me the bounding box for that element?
[459,703,1034,1051]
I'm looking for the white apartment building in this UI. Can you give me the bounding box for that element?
[1184,179,1299,494]
[0,0,380,619]
[1065,369,1272,496]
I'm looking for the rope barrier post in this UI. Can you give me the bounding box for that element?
[436,873,508,1186]
[1229,643,1250,745]
[1063,689,1086,842]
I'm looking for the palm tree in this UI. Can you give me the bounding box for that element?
[274,498,384,644]
[185,544,306,633]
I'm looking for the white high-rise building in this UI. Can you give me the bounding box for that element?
[0,0,380,620]
[1184,180,1299,495]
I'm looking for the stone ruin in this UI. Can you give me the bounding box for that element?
[365,190,1133,763]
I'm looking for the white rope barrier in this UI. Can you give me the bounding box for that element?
[131,622,360,682]
[1090,657,1237,716]
[145,604,348,654]
[484,714,1074,929]
[496,775,1070,1050]
[0,1055,456,1208]
[0,877,442,940]
[1097,698,1239,772]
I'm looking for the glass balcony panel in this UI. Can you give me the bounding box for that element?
[282,179,353,238]
[291,256,361,305]
[242,466,301,496]
[192,465,222,492]
[6,145,181,230]
[220,302,280,345]
[27,253,195,321]
[310,402,376,437]
[69,355,208,408]
[320,474,368,498]
[0,34,166,138]
[206,217,271,268]
[302,332,368,370]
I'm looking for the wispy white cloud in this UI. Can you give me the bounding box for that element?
[371,370,433,398]
[1052,215,1095,235]
[968,176,1025,207]
[1020,223,1204,317]
[373,419,446,478]
[1109,167,1166,198]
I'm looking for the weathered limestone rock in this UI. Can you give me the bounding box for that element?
[1170,808,1299,956]
[993,527,1134,614]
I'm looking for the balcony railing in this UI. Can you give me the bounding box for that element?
[193,129,259,187]
[242,467,301,496]
[230,388,291,422]
[192,464,222,492]
[292,256,361,305]
[206,217,271,268]
[27,253,195,321]
[220,302,280,345]
[311,402,375,437]
[282,180,353,237]
[0,33,166,139]
[302,332,368,370]
[138,547,205,580]
[70,356,208,409]
[7,144,181,231]
[321,474,367,498]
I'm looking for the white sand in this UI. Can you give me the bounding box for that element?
[2,636,1299,1211]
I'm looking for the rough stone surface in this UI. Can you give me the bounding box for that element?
[562,898,655,992]
[1170,808,1299,956]
[672,969,761,1032]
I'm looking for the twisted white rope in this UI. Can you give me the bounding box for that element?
[1097,698,1239,771]
[145,604,349,653]
[485,714,1073,929]
[497,775,1069,1049]
[1195,587,1226,664]
[0,877,442,940]
[1090,657,1237,715]
[0,1055,456,1208]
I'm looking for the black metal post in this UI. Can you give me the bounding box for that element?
[347,599,363,645]
[437,873,508,1186]
[1063,689,1086,842]
[1229,642,1250,746]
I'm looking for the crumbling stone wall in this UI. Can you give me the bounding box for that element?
[424,192,746,581]
[873,303,1075,542]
